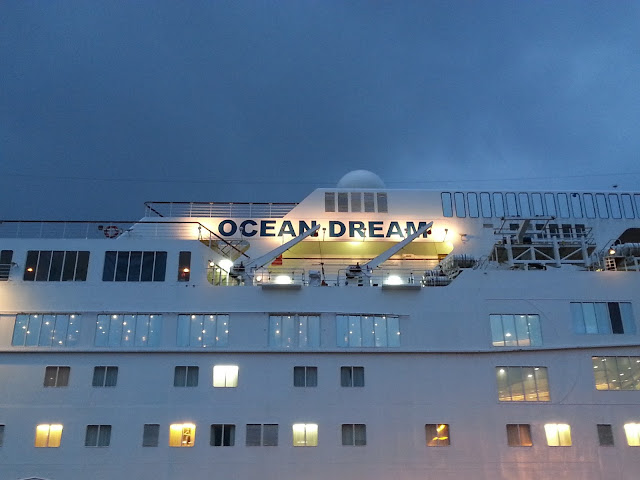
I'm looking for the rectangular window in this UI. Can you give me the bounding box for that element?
[35,424,63,447]
[490,314,542,347]
[570,193,583,218]
[102,251,166,282]
[292,423,318,447]
[518,193,531,217]
[246,424,278,446]
[142,424,160,447]
[169,423,196,447]
[177,314,229,347]
[0,250,13,281]
[336,314,400,347]
[178,251,191,282]
[23,250,89,281]
[12,313,80,347]
[213,365,239,387]
[351,192,362,212]
[557,193,570,218]
[507,424,532,446]
[531,193,544,216]
[505,192,518,216]
[609,194,622,218]
[454,192,466,217]
[364,193,375,212]
[624,423,640,446]
[341,366,365,387]
[376,193,388,213]
[293,366,317,387]
[480,192,492,217]
[425,424,450,446]
[571,302,635,335]
[468,193,479,218]
[210,424,235,446]
[441,192,453,217]
[174,366,199,387]
[95,314,162,347]
[0,424,4,447]
[598,424,614,446]
[592,356,640,390]
[269,314,320,348]
[324,192,335,212]
[584,193,596,218]
[496,366,550,402]
[621,194,635,219]
[595,193,609,218]
[92,366,118,387]
[44,366,70,387]
[545,424,571,446]
[342,424,366,446]
[85,425,111,447]
[337,192,349,212]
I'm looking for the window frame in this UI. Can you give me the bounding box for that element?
[43,366,70,387]
[293,366,318,387]
[174,366,199,387]
[210,424,235,446]
[85,424,112,447]
[506,424,533,447]
[341,424,366,446]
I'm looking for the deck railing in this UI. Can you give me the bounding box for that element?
[144,202,297,218]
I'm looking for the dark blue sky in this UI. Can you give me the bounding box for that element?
[1,1,639,219]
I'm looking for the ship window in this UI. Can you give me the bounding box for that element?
[102,251,166,282]
[178,251,191,282]
[467,193,479,218]
[294,366,317,387]
[142,424,160,447]
[571,302,635,335]
[377,193,388,213]
[43,366,70,387]
[364,193,375,212]
[246,424,278,446]
[12,313,80,347]
[490,314,542,347]
[519,194,531,217]
[342,424,366,446]
[595,193,609,218]
[0,424,4,447]
[95,314,162,347]
[496,366,550,402]
[545,424,571,446]
[635,195,640,218]
[341,366,364,387]
[35,424,63,447]
[505,193,519,216]
[425,424,450,446]
[174,366,199,387]
[269,314,320,348]
[592,356,640,390]
[85,425,111,447]
[609,194,622,218]
[624,424,640,446]
[23,250,89,282]
[0,250,13,281]
[480,192,492,217]
[531,193,544,216]
[325,192,335,212]
[493,193,505,217]
[213,365,238,387]
[621,194,635,219]
[583,193,596,218]
[441,193,453,217]
[507,424,532,447]
[544,193,557,217]
[293,423,318,446]
[351,192,362,212]
[598,424,614,446]
[336,314,400,347]
[337,193,349,212]
[557,193,570,218]
[570,193,583,218]
[92,366,118,387]
[211,424,235,446]
[454,192,466,217]
[177,314,229,348]
[169,423,196,447]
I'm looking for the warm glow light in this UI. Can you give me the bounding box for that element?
[385,275,403,285]
[545,424,571,446]
[182,267,190,273]
[27,267,33,272]
[625,423,640,446]
[213,365,239,387]
[292,423,318,446]
[275,275,292,285]
[169,423,196,447]
[35,424,63,447]
[219,259,234,271]
[609,248,616,255]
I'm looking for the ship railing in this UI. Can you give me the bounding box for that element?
[336,267,447,287]
[493,218,595,246]
[144,201,298,219]
[252,268,306,286]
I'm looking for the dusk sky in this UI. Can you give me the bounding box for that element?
[1,1,639,220]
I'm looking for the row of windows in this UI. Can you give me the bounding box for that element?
[324,192,388,213]
[442,191,640,219]
[10,422,640,449]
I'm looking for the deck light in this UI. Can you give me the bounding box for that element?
[275,275,292,285]
[385,275,403,285]
[219,259,234,271]
[608,248,616,255]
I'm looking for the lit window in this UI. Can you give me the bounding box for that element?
[293,366,317,387]
[506,424,532,446]
[142,424,160,447]
[177,314,229,347]
[269,314,320,348]
[169,423,196,447]
[598,424,614,446]
[341,366,364,387]
[544,424,571,446]
[496,366,550,401]
[35,424,63,447]
[246,424,278,446]
[12,313,81,347]
[92,366,118,387]
[174,366,199,387]
[43,366,70,387]
[95,314,162,347]
[85,425,111,447]
[624,423,640,446]
[592,356,640,390]
[490,314,542,347]
[336,314,400,347]
[213,365,238,387]
[571,302,635,334]
[292,423,318,446]
[342,424,366,446]
[425,424,450,446]
[210,424,235,446]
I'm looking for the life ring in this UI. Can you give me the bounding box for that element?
[104,225,120,238]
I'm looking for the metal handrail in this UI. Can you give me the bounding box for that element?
[144,201,298,218]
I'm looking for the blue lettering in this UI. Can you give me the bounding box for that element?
[278,220,296,237]
[368,221,384,238]
[386,221,405,238]
[349,221,366,238]
[329,221,346,237]
[218,220,237,237]
[240,220,257,237]
[298,220,318,234]
[406,221,429,238]
[261,220,276,237]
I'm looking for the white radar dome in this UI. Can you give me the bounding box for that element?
[337,170,385,189]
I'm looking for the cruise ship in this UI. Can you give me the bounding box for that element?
[1,170,640,480]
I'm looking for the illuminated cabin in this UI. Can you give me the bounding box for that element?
[1,170,640,480]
